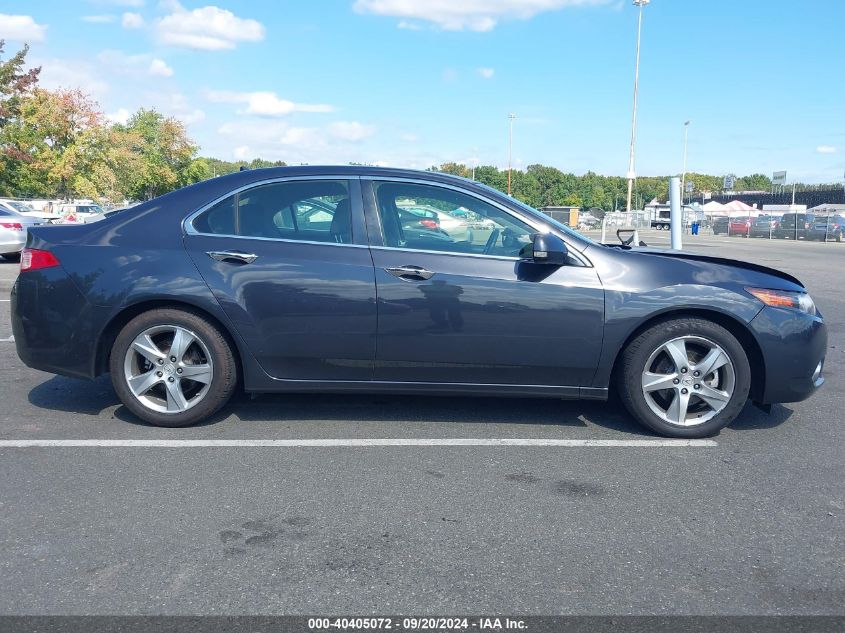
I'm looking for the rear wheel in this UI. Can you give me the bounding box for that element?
[110,308,238,427]
[619,318,751,438]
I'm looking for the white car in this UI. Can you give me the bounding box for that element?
[58,203,106,223]
[0,199,59,223]
[0,208,46,261]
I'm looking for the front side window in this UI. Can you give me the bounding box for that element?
[373,181,534,258]
[192,180,352,243]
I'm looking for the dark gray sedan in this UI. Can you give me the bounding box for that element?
[11,167,827,437]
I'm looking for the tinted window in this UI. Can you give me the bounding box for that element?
[373,181,534,258]
[193,180,352,243]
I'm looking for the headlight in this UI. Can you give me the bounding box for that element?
[746,287,816,315]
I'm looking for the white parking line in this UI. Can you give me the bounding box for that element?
[0,335,13,342]
[0,438,717,448]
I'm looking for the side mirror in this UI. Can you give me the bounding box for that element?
[520,233,569,265]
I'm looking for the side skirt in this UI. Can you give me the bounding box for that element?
[245,378,609,401]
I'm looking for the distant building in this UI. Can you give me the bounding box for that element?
[539,205,580,227]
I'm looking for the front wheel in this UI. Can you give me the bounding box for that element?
[110,308,238,427]
[618,318,751,438]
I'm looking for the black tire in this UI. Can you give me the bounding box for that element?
[110,308,238,427]
[2,253,21,262]
[618,317,751,438]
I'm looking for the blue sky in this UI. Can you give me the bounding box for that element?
[2,0,844,182]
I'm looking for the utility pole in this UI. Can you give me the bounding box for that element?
[625,0,650,213]
[508,113,516,196]
[681,120,690,204]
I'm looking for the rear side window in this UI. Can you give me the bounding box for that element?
[192,180,352,243]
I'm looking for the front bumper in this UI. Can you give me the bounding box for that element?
[749,305,827,404]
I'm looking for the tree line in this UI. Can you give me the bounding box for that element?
[0,41,210,202]
[0,42,831,209]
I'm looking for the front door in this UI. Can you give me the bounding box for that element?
[185,177,377,381]
[365,179,604,387]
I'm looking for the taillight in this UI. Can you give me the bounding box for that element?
[20,248,60,272]
[0,222,23,231]
[804,222,810,229]
[420,219,438,229]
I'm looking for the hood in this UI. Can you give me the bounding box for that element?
[624,246,804,288]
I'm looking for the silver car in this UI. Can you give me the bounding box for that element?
[0,208,44,261]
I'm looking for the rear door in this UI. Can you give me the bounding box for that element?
[184,177,377,382]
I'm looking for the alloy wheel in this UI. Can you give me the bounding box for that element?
[123,325,214,414]
[640,335,735,426]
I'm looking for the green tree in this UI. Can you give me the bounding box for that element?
[119,109,203,200]
[0,40,41,196]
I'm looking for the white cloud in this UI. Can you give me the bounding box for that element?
[207,90,333,116]
[82,15,116,23]
[148,58,173,76]
[121,12,145,28]
[215,119,378,164]
[328,121,376,142]
[35,57,109,97]
[477,67,494,79]
[98,49,175,79]
[0,14,48,42]
[90,0,145,6]
[107,108,132,124]
[353,0,606,32]
[816,145,837,154]
[156,2,265,50]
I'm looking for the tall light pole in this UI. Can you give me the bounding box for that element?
[681,120,690,204]
[625,0,649,213]
[508,113,516,196]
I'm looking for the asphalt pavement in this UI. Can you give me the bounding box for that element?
[0,232,842,615]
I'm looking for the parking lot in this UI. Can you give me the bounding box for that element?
[0,232,842,615]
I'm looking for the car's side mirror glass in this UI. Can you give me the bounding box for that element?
[521,233,569,265]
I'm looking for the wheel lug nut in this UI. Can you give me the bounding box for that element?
[177,368,183,374]
[681,388,688,394]
[156,371,163,377]
[693,371,700,377]
[681,368,688,373]
[170,356,177,362]
[168,377,175,383]
[694,384,700,390]
[673,378,680,384]
[157,359,164,365]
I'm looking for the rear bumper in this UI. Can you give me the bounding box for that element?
[11,270,100,379]
[0,236,25,254]
[749,306,827,404]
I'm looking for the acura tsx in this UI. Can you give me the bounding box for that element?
[11,167,826,437]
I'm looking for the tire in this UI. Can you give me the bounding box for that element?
[110,308,238,427]
[618,317,751,438]
[2,253,21,262]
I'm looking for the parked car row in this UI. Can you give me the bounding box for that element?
[0,200,124,261]
[724,213,843,242]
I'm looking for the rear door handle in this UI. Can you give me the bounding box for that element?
[385,265,435,281]
[206,250,258,264]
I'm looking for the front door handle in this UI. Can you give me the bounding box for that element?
[206,250,258,264]
[385,265,435,281]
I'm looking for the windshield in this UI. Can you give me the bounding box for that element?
[7,201,34,213]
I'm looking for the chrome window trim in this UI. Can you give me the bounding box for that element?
[183,175,359,238]
[369,245,522,262]
[364,176,591,267]
[189,233,370,249]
